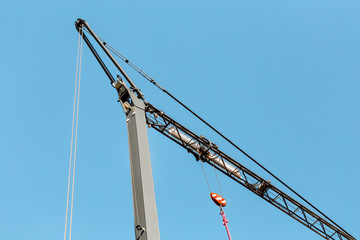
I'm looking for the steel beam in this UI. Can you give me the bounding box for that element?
[122,87,160,240]
[75,19,160,240]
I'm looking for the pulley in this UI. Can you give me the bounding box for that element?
[209,192,232,240]
[210,192,227,207]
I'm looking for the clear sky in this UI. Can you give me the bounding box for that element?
[0,1,359,240]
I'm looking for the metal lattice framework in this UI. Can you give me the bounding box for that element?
[145,103,354,240]
[74,18,355,240]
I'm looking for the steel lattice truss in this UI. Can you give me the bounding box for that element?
[74,18,355,240]
[145,103,354,240]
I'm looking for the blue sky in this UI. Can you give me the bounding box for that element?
[0,1,359,239]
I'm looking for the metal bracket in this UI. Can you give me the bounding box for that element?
[255,180,271,196]
[136,225,146,240]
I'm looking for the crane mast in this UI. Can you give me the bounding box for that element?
[76,19,160,240]
[75,19,355,240]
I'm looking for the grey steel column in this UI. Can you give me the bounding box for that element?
[124,90,160,240]
[75,19,160,240]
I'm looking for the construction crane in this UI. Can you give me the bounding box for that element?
[74,19,355,240]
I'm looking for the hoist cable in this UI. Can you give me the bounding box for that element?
[69,28,83,240]
[64,30,81,240]
[85,32,352,238]
[212,161,224,198]
[64,29,83,240]
[200,161,211,193]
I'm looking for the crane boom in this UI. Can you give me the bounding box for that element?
[145,104,354,240]
[74,18,355,240]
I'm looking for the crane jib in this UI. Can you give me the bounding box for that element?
[145,104,355,240]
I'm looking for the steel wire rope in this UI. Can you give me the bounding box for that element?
[64,28,83,240]
[64,30,81,240]
[200,161,212,193]
[85,32,353,238]
[211,161,224,198]
[69,28,83,240]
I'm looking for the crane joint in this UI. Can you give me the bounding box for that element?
[198,136,217,161]
[254,180,271,196]
[112,76,135,114]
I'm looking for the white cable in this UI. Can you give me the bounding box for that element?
[212,162,224,198]
[200,161,211,193]
[64,29,83,240]
[64,30,81,240]
[69,29,83,240]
